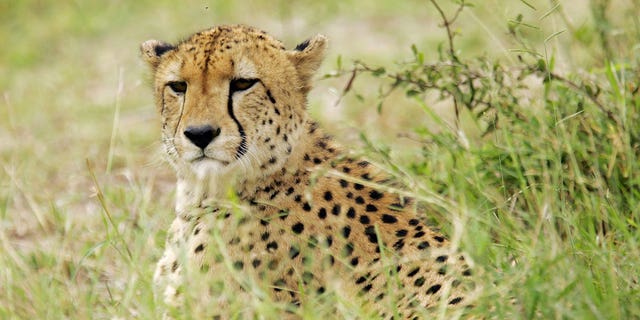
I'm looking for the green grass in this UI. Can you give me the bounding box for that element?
[1,0,639,319]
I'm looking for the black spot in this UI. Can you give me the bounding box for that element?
[317,208,327,219]
[350,257,359,266]
[324,254,335,266]
[346,192,354,199]
[434,235,445,242]
[194,244,205,253]
[449,297,463,305]
[409,219,420,226]
[375,292,385,302]
[289,245,300,259]
[436,255,448,263]
[417,241,430,249]
[269,157,277,164]
[395,229,408,237]
[365,204,378,212]
[292,222,305,234]
[252,259,261,268]
[359,215,370,224]
[341,226,351,238]
[302,271,314,284]
[407,267,420,277]
[346,207,356,218]
[266,90,277,104]
[317,287,326,294]
[463,269,472,276]
[261,232,270,241]
[414,276,426,287]
[342,167,351,173]
[355,196,365,204]
[414,231,426,238]
[364,226,378,244]
[438,266,447,275]
[266,241,278,251]
[331,204,341,216]
[286,187,295,195]
[426,284,441,295]
[369,190,384,200]
[313,157,322,164]
[324,191,333,201]
[355,276,367,284]
[171,261,178,272]
[309,122,318,133]
[302,202,312,211]
[273,279,286,292]
[392,239,405,250]
[362,283,373,292]
[294,195,302,202]
[339,179,348,188]
[342,242,354,257]
[325,235,333,247]
[354,183,364,190]
[233,260,244,270]
[308,236,319,248]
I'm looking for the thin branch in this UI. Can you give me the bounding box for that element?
[547,72,619,126]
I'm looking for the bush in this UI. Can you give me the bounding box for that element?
[326,0,640,318]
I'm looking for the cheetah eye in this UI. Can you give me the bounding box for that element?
[167,81,187,94]
[230,78,259,93]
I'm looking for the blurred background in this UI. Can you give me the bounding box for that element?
[1,0,637,318]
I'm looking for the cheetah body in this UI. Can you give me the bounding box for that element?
[141,25,474,318]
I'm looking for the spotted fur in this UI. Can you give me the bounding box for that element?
[141,25,476,319]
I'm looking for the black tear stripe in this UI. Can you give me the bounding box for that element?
[228,90,247,158]
[161,85,184,139]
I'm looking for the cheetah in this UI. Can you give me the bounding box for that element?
[141,25,476,319]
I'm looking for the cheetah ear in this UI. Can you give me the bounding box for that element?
[140,39,175,70]
[287,34,328,93]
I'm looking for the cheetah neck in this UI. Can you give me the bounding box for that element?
[235,119,340,200]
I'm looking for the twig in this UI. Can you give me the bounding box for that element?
[547,72,619,126]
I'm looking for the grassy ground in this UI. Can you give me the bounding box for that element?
[1,0,639,319]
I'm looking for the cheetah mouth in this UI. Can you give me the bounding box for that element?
[190,155,230,166]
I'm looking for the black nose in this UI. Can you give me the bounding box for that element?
[183,125,221,149]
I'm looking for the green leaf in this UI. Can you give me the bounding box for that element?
[372,67,386,77]
[406,89,420,97]
[520,0,536,10]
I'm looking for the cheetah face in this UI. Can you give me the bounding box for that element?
[141,25,326,180]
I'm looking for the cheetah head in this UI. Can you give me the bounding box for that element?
[141,25,326,183]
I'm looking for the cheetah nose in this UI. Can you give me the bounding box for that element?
[183,125,221,149]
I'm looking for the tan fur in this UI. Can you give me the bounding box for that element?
[142,25,476,319]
